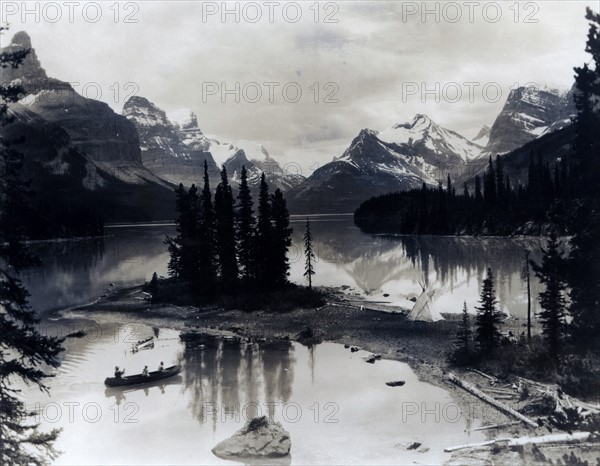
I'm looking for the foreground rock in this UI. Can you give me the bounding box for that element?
[212,416,291,458]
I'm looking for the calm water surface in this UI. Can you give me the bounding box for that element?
[23,320,484,465]
[19,216,545,463]
[23,216,545,320]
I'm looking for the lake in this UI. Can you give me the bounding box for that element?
[20,216,547,464]
[23,215,546,321]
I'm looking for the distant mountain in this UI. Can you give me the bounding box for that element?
[288,114,484,213]
[123,96,304,192]
[481,86,575,158]
[122,96,218,186]
[0,32,175,222]
[457,86,576,185]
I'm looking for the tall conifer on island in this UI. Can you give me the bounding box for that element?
[236,166,255,281]
[303,218,315,289]
[197,160,217,296]
[270,188,292,288]
[475,268,503,354]
[531,232,568,359]
[254,173,273,287]
[214,166,238,289]
[0,27,64,465]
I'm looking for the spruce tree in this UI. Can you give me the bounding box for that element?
[165,183,187,278]
[197,160,217,296]
[254,173,273,287]
[303,218,315,289]
[270,188,292,288]
[475,268,503,353]
[531,232,568,358]
[452,301,472,364]
[0,27,64,465]
[214,166,238,289]
[568,8,600,349]
[236,166,255,281]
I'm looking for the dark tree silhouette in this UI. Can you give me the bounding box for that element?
[214,166,238,290]
[303,218,315,289]
[451,301,472,364]
[475,268,503,353]
[270,188,292,288]
[568,8,600,349]
[197,160,217,295]
[236,166,255,281]
[254,173,273,287]
[0,27,64,466]
[531,232,568,358]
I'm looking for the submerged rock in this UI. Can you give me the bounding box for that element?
[212,416,291,458]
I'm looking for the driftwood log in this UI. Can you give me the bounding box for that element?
[445,432,592,453]
[447,373,538,428]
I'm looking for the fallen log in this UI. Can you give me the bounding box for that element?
[445,432,592,453]
[448,373,538,428]
[467,368,497,383]
[473,421,520,431]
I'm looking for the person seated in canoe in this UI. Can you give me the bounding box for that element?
[158,361,165,372]
[142,365,149,377]
[114,366,125,378]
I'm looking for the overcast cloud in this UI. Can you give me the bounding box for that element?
[1,1,594,175]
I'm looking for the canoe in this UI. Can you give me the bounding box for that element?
[131,337,154,352]
[104,364,182,387]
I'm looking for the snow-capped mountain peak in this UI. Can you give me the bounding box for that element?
[377,114,483,163]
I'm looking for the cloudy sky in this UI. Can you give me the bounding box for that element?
[1,1,594,175]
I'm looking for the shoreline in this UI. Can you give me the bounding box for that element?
[62,283,598,465]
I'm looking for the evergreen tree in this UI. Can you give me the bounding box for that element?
[254,173,273,287]
[165,184,187,278]
[0,28,64,465]
[475,268,503,353]
[303,218,315,289]
[270,188,292,288]
[568,8,600,349]
[197,160,217,295]
[182,184,201,281]
[214,166,238,289]
[148,272,159,295]
[451,301,472,364]
[236,166,255,281]
[531,232,568,358]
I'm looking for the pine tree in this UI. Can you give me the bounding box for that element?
[236,166,255,281]
[182,184,201,281]
[165,183,187,278]
[475,268,503,353]
[214,166,238,289]
[197,160,217,296]
[452,301,472,364]
[254,173,273,287]
[0,27,64,465]
[303,218,315,289]
[531,232,568,358]
[270,188,292,288]
[148,272,159,295]
[568,8,600,349]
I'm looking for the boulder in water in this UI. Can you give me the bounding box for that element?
[212,416,291,458]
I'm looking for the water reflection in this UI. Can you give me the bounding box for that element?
[183,338,296,431]
[23,218,545,320]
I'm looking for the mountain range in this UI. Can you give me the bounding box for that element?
[1,30,578,220]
